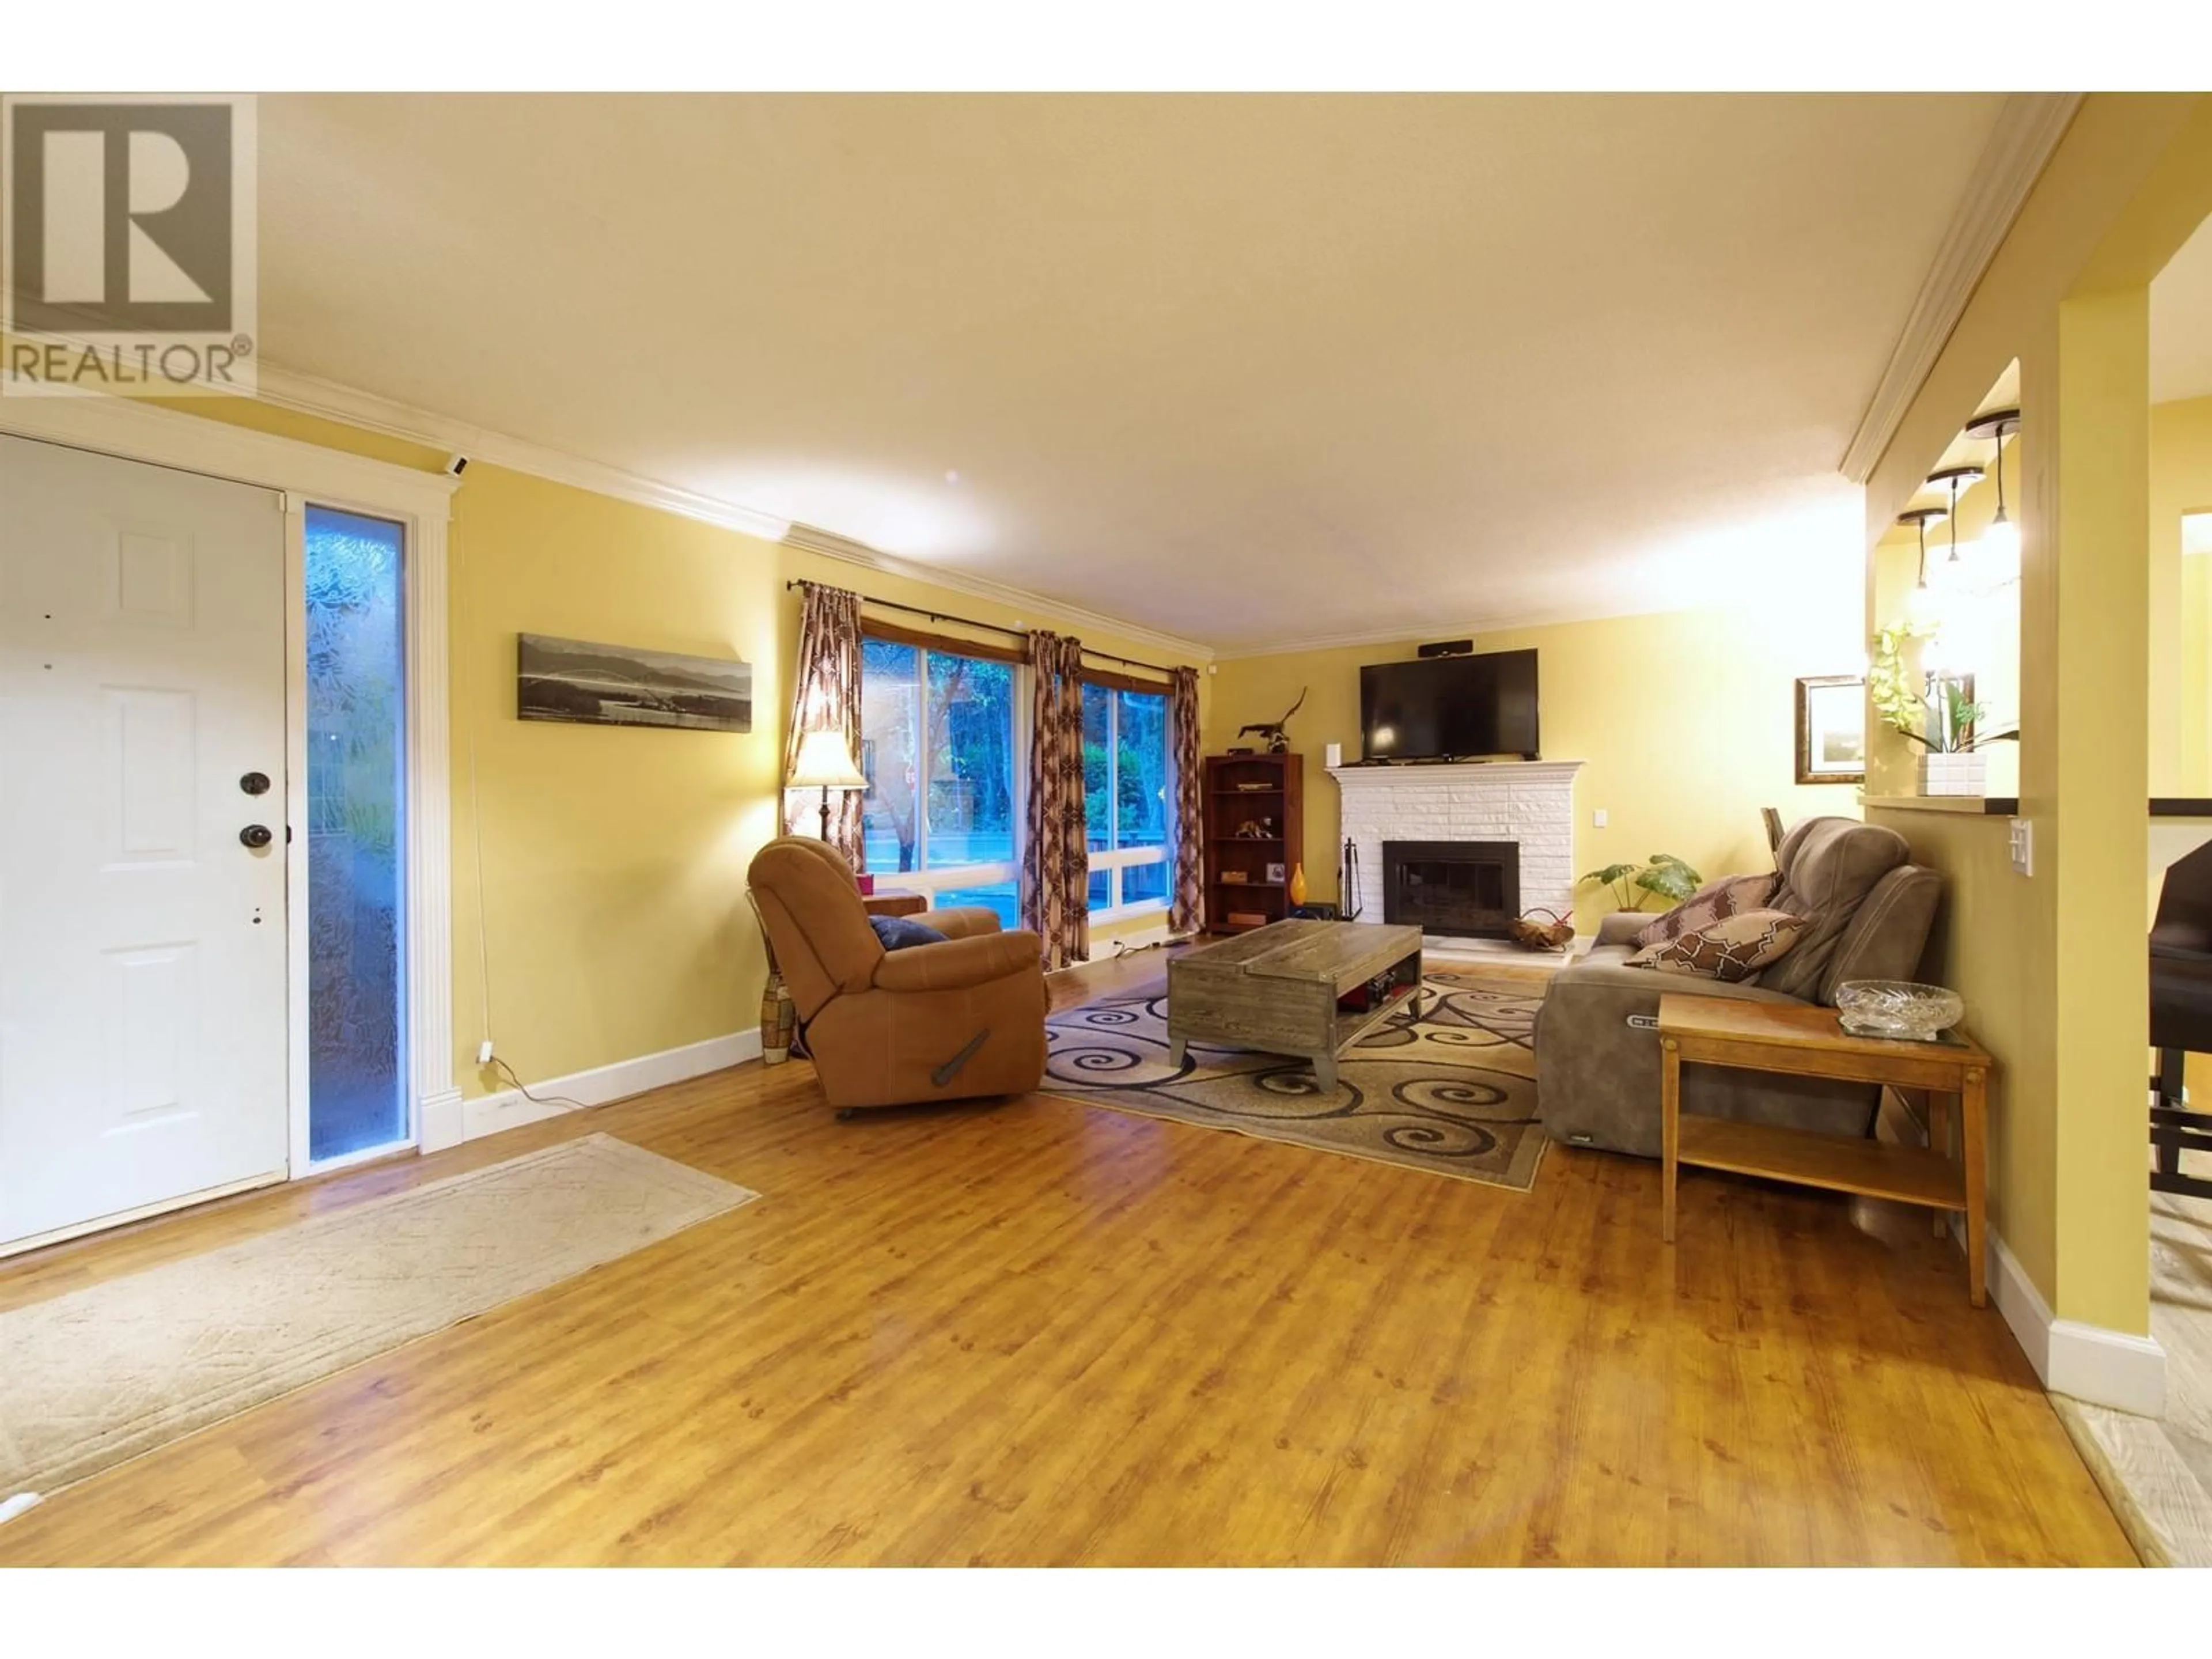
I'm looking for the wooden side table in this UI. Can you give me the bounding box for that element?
[1657,993,1994,1305]
[861,889,929,918]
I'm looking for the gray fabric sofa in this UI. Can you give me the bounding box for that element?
[1533,817,1942,1158]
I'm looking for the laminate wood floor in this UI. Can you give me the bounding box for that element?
[0,955,2133,1565]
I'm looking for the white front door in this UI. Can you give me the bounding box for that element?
[0,433,290,1248]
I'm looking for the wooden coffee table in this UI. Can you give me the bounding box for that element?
[1167,919,1424,1090]
[1658,993,1994,1305]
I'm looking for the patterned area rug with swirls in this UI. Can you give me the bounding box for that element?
[1040,968,1548,1190]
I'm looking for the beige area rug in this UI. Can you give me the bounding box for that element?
[1040,969,1548,1190]
[0,1133,756,1500]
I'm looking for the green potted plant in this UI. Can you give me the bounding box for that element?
[1869,621,2015,797]
[1578,853,1703,912]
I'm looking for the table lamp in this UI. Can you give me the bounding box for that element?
[787,728,869,841]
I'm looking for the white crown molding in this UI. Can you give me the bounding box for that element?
[0,385,458,518]
[1838,92,2085,484]
[253,362,1213,664]
[253,361,793,540]
[781,521,1215,663]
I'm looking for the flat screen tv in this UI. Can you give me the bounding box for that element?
[1359,650,1540,762]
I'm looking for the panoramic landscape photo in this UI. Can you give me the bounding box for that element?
[516,633,753,733]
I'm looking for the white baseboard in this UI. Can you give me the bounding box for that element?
[453,1029,762,1145]
[1081,923,1176,963]
[1988,1230,2168,1417]
[418,1086,467,1154]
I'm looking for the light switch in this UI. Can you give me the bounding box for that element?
[2009,817,2033,876]
[1593,809,1608,828]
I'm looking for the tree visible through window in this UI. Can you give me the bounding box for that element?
[859,637,1018,925]
[1083,681,1170,914]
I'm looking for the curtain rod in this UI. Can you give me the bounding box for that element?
[785,579,1180,679]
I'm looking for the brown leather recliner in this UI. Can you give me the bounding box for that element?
[747,836,1048,1115]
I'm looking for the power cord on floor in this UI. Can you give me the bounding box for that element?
[488,1056,591,1114]
[1105,932,1196,960]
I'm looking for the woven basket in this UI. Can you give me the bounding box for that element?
[1508,908,1575,953]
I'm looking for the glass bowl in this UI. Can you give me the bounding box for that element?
[1834,979,1965,1041]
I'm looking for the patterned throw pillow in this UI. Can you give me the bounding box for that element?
[1633,872,1780,951]
[1627,908,1806,983]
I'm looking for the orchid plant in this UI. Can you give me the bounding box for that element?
[1869,619,2014,754]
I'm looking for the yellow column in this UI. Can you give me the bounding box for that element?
[2043,285,2153,1335]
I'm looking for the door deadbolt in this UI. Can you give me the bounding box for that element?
[239,824,274,849]
[240,771,271,796]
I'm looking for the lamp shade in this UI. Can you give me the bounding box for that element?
[787,728,868,791]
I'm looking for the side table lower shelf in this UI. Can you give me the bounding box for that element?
[1675,1116,1965,1212]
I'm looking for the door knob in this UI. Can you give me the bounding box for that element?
[240,771,271,796]
[239,824,274,849]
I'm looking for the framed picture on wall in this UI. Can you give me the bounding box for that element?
[1795,675,1866,785]
[518,634,753,733]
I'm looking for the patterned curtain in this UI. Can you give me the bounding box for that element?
[1021,630,1089,969]
[1168,665,1203,934]
[781,581,868,870]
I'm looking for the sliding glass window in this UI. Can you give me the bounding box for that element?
[859,635,1019,925]
[1082,681,1170,918]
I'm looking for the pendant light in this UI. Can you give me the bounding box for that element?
[1925,464,1984,577]
[1897,507,1946,620]
[1965,406,2021,579]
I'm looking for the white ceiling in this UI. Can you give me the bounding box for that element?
[257,94,2011,652]
[2154,212,2212,406]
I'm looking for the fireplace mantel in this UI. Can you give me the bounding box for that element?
[1328,759,1586,939]
[1328,759,1588,789]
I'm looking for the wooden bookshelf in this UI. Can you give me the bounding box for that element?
[1200,752,1304,934]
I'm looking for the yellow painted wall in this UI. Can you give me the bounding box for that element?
[1205,600,1866,930]
[1896,813,2047,1272]
[1864,93,2212,1335]
[152,395,1206,1102]
[2046,286,2154,1334]
[2185,556,2212,798]
[2150,395,2212,794]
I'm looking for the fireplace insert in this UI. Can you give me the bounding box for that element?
[1381,840,1521,939]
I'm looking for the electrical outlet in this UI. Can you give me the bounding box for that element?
[1593,808,1608,828]
[2009,818,2033,877]
[478,1039,495,1066]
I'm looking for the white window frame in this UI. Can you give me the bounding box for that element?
[860,634,1022,914]
[0,393,461,1178]
[1083,680,1171,925]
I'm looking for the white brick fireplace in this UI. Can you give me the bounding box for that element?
[1328,760,1585,945]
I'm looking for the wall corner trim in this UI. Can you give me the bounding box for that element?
[1839,92,2086,483]
[1990,1229,2168,1417]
